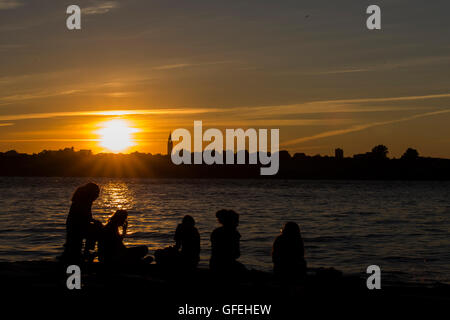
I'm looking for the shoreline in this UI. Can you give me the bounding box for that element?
[2,260,449,318]
[2,260,449,298]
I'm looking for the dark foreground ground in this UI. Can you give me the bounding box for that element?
[1,261,449,318]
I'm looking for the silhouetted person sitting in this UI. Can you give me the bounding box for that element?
[174,215,200,269]
[210,209,245,274]
[98,210,150,266]
[61,182,103,264]
[272,222,307,281]
[154,215,200,271]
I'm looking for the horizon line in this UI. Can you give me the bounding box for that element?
[1,146,447,160]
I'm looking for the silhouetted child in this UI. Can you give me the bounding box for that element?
[272,222,307,281]
[210,209,245,274]
[98,210,150,265]
[174,215,200,269]
[61,182,103,264]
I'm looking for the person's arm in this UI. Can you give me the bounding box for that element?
[299,238,305,258]
[233,232,241,259]
[86,204,102,229]
[210,230,217,253]
[121,219,128,239]
[195,229,201,254]
[91,219,103,227]
[174,225,181,250]
[272,237,280,264]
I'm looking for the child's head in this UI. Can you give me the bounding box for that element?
[108,210,128,227]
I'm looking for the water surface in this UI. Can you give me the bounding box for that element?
[0,177,449,284]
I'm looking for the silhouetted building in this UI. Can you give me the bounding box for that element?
[1,147,450,179]
[79,149,92,156]
[353,152,371,160]
[293,153,307,161]
[335,148,344,160]
[167,132,173,156]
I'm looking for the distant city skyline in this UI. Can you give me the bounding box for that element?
[0,144,431,161]
[1,1,450,158]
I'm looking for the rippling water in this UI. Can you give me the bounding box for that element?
[0,177,449,284]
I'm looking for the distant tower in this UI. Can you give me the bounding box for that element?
[335,148,344,160]
[167,132,173,156]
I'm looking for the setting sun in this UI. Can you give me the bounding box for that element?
[97,119,139,153]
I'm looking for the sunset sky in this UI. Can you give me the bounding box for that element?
[1,0,449,157]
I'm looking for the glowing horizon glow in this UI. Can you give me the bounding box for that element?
[96,119,139,153]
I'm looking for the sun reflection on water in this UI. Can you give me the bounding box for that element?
[100,181,135,211]
[97,181,152,247]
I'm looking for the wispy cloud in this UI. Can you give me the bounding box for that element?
[0,89,82,105]
[82,1,119,15]
[282,109,450,147]
[205,119,351,127]
[304,68,371,75]
[234,93,450,119]
[0,122,13,127]
[0,0,22,10]
[0,108,222,121]
[319,93,450,104]
[153,64,193,70]
[295,56,450,76]
[0,139,98,142]
[0,44,25,52]
[152,60,234,71]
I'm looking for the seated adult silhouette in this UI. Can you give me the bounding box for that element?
[209,209,245,274]
[98,210,149,265]
[174,215,200,269]
[61,182,103,264]
[155,215,200,271]
[272,222,307,280]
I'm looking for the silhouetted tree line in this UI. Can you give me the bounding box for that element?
[0,145,449,179]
